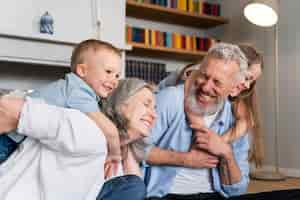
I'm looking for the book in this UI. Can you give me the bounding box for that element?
[151,29,157,47]
[171,0,177,8]
[145,29,150,46]
[186,35,191,51]
[193,0,199,13]
[166,32,172,48]
[126,25,132,43]
[188,0,194,13]
[175,33,181,49]
[167,0,172,8]
[132,27,145,43]
[178,0,187,11]
[198,0,203,14]
[181,34,186,49]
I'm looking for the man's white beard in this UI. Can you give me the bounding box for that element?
[186,85,224,116]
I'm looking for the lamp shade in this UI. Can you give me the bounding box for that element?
[244,0,279,27]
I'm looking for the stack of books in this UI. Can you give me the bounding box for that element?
[126,59,168,84]
[131,0,221,16]
[126,25,217,52]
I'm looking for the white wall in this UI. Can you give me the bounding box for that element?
[211,0,300,176]
[277,1,300,172]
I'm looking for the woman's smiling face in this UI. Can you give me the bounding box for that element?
[230,63,262,97]
[120,87,157,142]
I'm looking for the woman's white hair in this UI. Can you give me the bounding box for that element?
[102,78,154,139]
[102,78,155,161]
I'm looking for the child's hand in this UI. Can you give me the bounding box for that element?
[104,158,121,179]
[104,148,122,179]
[187,111,205,126]
[191,125,231,158]
[106,134,122,161]
[0,96,24,133]
[106,152,122,163]
[184,98,205,126]
[184,148,219,168]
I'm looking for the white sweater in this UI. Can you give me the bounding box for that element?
[0,98,107,200]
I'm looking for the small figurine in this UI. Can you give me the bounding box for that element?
[40,12,54,35]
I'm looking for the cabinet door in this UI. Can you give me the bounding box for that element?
[0,0,96,43]
[97,0,126,49]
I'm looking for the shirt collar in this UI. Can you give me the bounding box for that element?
[65,72,101,102]
[211,99,231,128]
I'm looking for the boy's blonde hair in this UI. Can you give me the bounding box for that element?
[70,39,121,72]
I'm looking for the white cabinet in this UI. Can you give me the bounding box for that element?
[97,0,126,50]
[0,0,126,66]
[0,0,96,44]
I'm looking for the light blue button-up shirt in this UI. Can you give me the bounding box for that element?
[142,84,250,198]
[8,72,101,142]
[30,72,101,113]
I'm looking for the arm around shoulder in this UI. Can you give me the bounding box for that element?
[17,97,107,156]
[146,146,187,166]
[0,96,24,134]
[222,100,250,143]
[221,134,250,196]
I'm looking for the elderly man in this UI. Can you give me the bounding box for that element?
[142,43,300,200]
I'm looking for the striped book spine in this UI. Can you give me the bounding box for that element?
[166,32,172,48]
[126,26,132,43]
[186,35,191,51]
[193,0,199,13]
[188,0,194,13]
[178,0,187,11]
[151,29,156,47]
[167,0,172,8]
[198,0,203,14]
[145,29,150,46]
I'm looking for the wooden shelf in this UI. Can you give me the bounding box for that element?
[126,0,229,29]
[126,42,206,61]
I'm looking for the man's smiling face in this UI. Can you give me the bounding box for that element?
[185,56,240,115]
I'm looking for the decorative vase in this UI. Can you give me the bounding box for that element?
[40,11,54,35]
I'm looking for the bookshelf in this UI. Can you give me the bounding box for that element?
[127,42,206,61]
[126,0,229,29]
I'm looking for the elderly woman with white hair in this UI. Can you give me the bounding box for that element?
[0,78,156,200]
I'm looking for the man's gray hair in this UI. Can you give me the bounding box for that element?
[206,42,248,81]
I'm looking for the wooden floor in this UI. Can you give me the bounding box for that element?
[248,178,300,193]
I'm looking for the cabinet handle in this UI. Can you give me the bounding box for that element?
[96,20,101,40]
[92,0,101,40]
[40,11,54,35]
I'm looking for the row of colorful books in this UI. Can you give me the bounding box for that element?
[126,26,217,52]
[132,0,221,16]
[126,60,168,84]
